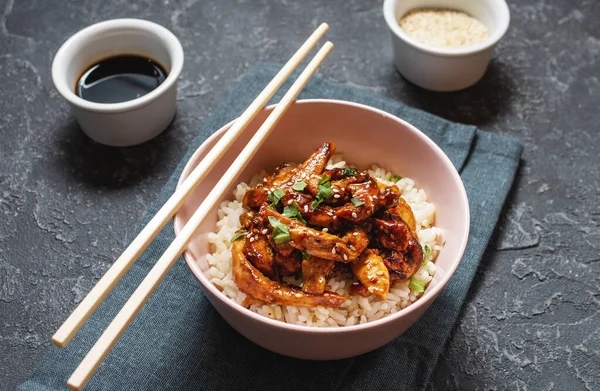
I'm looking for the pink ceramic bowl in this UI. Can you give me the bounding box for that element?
[173,99,469,360]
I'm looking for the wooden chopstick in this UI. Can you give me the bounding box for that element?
[51,23,329,349]
[67,41,334,391]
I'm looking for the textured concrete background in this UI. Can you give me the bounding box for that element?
[1,0,598,390]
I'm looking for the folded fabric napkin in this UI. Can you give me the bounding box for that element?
[20,63,522,391]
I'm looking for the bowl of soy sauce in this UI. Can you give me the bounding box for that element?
[52,19,184,146]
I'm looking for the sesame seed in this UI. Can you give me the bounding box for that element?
[343,254,348,261]
[324,293,329,297]
[249,237,255,243]
[333,194,341,199]
[304,205,309,213]
[323,228,329,233]
[327,212,333,216]
[353,232,359,236]
[263,178,268,183]
[376,271,384,276]
[331,247,336,254]
[261,229,268,234]
[287,199,293,205]
[332,189,339,193]
[295,293,302,298]
[352,212,358,219]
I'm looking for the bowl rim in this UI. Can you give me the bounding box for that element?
[174,98,470,334]
[51,18,184,114]
[383,0,510,57]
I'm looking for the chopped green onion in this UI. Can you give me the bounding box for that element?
[292,181,307,191]
[316,182,333,200]
[350,197,364,207]
[386,173,402,182]
[230,231,246,243]
[268,216,291,244]
[311,198,323,209]
[422,245,431,266]
[409,277,426,293]
[267,188,285,207]
[283,204,307,225]
[301,251,310,260]
[342,167,356,177]
[318,174,330,185]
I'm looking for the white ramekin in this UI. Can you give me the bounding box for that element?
[383,0,510,92]
[52,19,184,146]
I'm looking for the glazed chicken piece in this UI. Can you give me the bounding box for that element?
[232,239,345,307]
[388,197,416,232]
[350,249,390,300]
[291,142,336,181]
[375,181,401,211]
[239,210,255,230]
[242,163,297,209]
[275,251,302,276]
[381,237,424,282]
[301,256,335,294]
[371,217,413,252]
[370,209,423,281]
[242,235,277,280]
[261,206,369,262]
[333,181,379,223]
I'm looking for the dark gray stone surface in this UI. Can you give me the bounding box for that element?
[1,0,598,390]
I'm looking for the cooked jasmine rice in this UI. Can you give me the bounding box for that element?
[206,156,443,327]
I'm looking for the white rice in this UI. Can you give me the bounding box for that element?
[205,156,443,327]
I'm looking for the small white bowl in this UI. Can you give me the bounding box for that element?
[383,0,510,91]
[52,19,184,146]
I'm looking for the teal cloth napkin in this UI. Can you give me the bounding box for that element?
[20,63,522,391]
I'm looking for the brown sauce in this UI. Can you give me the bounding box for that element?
[75,55,167,104]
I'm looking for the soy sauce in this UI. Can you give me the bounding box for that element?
[75,55,167,104]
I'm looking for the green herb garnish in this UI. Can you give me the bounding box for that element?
[350,197,364,207]
[292,181,307,192]
[311,198,324,209]
[409,277,426,293]
[230,231,246,243]
[311,180,333,209]
[386,173,402,182]
[342,167,356,177]
[283,204,307,224]
[267,188,285,207]
[422,245,431,266]
[318,174,330,185]
[316,182,333,200]
[268,216,291,244]
[301,251,310,260]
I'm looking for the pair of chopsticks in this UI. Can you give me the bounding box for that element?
[52,23,333,390]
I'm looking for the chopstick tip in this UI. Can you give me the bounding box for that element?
[67,380,82,391]
[51,330,70,348]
